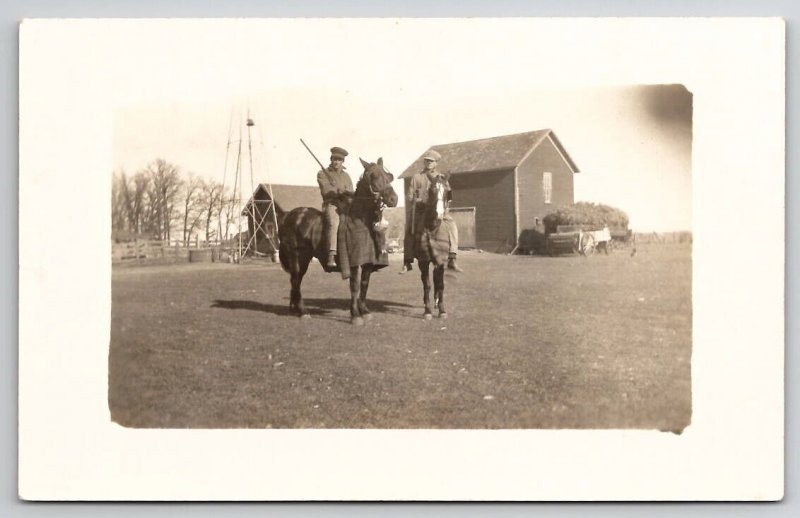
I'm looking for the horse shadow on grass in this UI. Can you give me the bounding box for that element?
[211,297,416,323]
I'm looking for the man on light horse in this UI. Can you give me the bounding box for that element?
[401,149,463,274]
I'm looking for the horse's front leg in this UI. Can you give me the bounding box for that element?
[433,264,447,319]
[349,266,364,326]
[419,260,433,321]
[358,264,373,321]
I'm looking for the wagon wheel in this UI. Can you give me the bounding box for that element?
[581,234,596,256]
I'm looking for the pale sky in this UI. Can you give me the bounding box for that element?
[107,19,693,233]
[114,85,691,232]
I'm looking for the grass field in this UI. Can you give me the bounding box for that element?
[109,243,691,431]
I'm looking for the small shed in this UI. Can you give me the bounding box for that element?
[241,184,321,255]
[400,129,580,252]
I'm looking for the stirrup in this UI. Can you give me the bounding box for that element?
[447,260,463,273]
[326,252,337,268]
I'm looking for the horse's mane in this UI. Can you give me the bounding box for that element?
[346,166,381,223]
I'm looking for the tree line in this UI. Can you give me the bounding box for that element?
[111,158,242,245]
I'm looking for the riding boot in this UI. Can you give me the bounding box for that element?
[398,262,413,274]
[447,253,463,273]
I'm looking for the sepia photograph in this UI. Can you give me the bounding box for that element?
[18,17,783,501]
[110,85,693,431]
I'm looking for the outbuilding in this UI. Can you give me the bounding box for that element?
[241,184,321,255]
[399,129,580,252]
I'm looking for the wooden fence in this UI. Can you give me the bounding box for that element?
[112,239,224,263]
[632,231,693,244]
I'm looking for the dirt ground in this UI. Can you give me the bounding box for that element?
[109,244,692,430]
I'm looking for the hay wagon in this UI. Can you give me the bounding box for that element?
[546,225,613,256]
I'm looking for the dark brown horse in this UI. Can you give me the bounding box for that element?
[413,174,452,320]
[278,158,398,325]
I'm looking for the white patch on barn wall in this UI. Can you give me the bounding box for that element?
[543,172,553,204]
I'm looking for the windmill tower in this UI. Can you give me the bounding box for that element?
[220,106,280,261]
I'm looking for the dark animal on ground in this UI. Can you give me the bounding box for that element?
[278,158,398,325]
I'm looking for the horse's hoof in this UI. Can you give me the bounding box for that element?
[352,317,364,326]
[438,312,448,320]
[362,313,373,321]
[423,313,433,321]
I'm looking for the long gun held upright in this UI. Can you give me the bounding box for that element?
[410,198,416,241]
[300,138,327,172]
[301,138,345,208]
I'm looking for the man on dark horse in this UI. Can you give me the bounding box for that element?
[316,146,354,270]
[400,149,463,274]
[280,154,398,323]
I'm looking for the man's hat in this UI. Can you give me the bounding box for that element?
[423,149,441,161]
[330,147,348,159]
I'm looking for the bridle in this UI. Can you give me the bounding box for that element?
[357,167,392,210]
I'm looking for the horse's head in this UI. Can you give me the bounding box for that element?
[427,173,450,222]
[358,157,399,208]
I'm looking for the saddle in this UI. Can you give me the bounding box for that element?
[336,212,390,279]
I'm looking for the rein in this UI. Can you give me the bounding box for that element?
[353,170,390,232]
[353,171,388,205]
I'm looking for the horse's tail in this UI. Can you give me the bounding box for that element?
[278,220,292,272]
[278,241,292,272]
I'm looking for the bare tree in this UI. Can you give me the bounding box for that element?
[225,191,240,240]
[217,185,236,242]
[112,169,150,240]
[200,180,224,242]
[111,170,128,237]
[179,173,206,245]
[130,171,150,235]
[113,159,240,246]
[143,159,182,241]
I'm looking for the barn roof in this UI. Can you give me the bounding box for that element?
[398,129,580,179]
[243,184,321,215]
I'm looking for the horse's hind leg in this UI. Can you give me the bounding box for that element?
[419,260,433,321]
[291,252,312,318]
[289,266,301,315]
[349,266,364,326]
[357,265,373,321]
[434,264,447,319]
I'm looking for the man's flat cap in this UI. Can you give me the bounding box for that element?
[330,147,349,159]
[423,149,441,161]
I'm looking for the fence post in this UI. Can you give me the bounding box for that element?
[134,238,139,263]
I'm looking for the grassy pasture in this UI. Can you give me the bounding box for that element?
[110,243,691,430]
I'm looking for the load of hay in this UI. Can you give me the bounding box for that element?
[517,202,630,255]
[542,202,629,235]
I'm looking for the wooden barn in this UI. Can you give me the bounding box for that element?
[399,129,580,252]
[241,184,321,255]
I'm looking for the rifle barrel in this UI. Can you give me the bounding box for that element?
[300,138,327,172]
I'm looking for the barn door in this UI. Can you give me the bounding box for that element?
[449,207,476,249]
